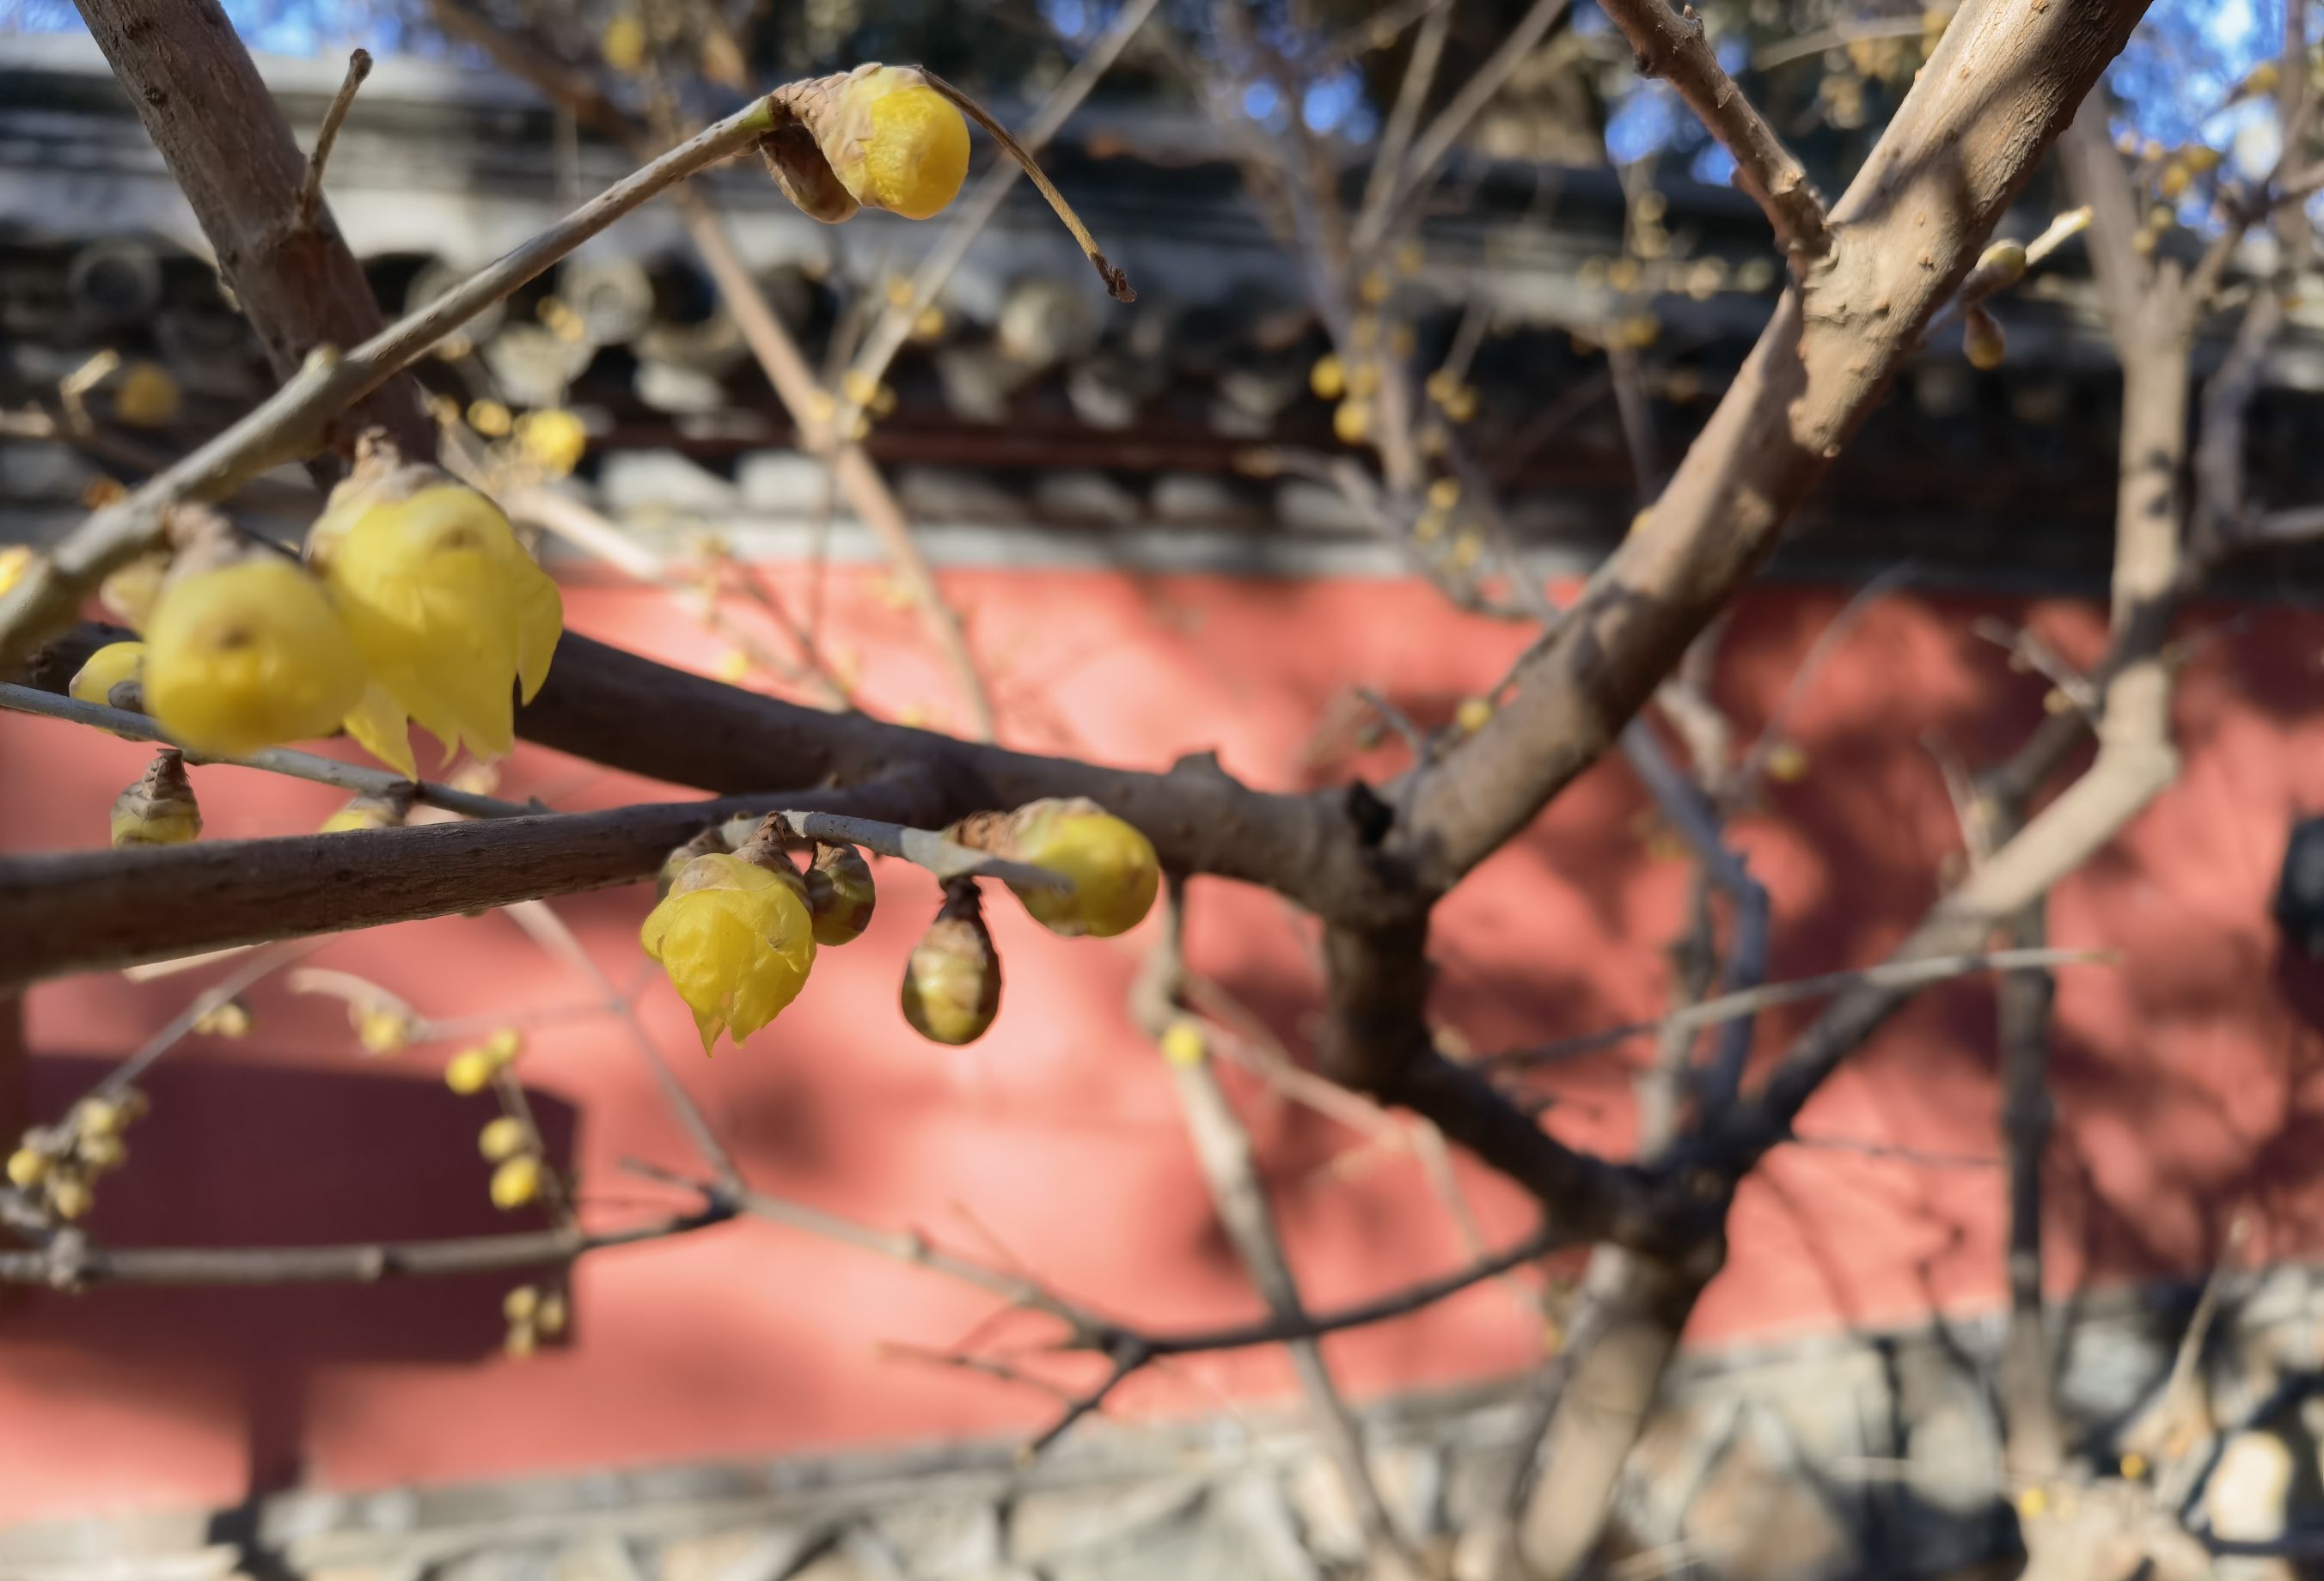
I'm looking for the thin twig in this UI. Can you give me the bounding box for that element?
[0,1201,729,1289]
[0,683,530,820]
[1595,0,1830,262]
[1487,948,2109,1070]
[753,809,1069,891]
[0,93,780,672]
[297,47,372,229]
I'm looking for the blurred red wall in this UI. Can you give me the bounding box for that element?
[4,563,2323,1523]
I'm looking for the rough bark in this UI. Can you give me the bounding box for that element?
[70,0,433,461]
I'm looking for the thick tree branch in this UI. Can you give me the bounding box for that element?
[1397,0,2150,891]
[68,0,430,463]
[0,784,930,987]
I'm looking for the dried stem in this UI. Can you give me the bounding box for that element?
[297,47,372,228]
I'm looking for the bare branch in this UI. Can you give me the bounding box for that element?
[297,47,372,229]
[0,682,528,821]
[0,1202,730,1289]
[1398,0,2148,888]
[1595,0,1829,261]
[0,785,934,988]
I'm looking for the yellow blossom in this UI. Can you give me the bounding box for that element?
[142,557,365,760]
[310,473,563,766]
[70,641,144,709]
[640,853,818,1052]
[825,67,971,221]
[490,1154,543,1210]
[601,11,645,71]
[1160,1020,1208,1066]
[478,1117,527,1161]
[515,409,589,478]
[975,798,1159,939]
[113,361,180,428]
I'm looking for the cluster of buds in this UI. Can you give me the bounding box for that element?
[440,1032,548,1212]
[104,436,565,783]
[501,1281,570,1358]
[7,1090,147,1224]
[637,799,1159,1054]
[109,748,200,848]
[640,816,836,1052]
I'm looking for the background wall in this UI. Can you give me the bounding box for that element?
[6,561,2323,1526]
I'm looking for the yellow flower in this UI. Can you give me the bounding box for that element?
[975,798,1159,939]
[6,1147,49,1188]
[1455,697,1495,734]
[490,1154,543,1210]
[444,1047,501,1093]
[320,792,407,833]
[478,1117,527,1161]
[0,545,30,597]
[1310,354,1346,400]
[142,557,365,759]
[113,361,180,428]
[311,475,563,766]
[827,66,970,220]
[69,641,144,709]
[1160,1020,1207,1067]
[640,853,818,1052]
[516,408,589,478]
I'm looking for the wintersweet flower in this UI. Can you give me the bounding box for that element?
[640,852,818,1052]
[309,465,562,767]
[142,557,365,759]
[958,798,1159,939]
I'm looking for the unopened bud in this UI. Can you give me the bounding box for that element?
[111,749,201,847]
[804,842,877,946]
[901,883,1001,1046]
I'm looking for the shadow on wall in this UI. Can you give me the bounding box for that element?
[7,1053,578,1500]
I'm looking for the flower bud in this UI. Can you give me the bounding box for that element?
[955,798,1159,939]
[490,1154,543,1210]
[111,749,201,848]
[47,1172,92,1222]
[6,1146,50,1189]
[478,1117,527,1162]
[804,843,878,946]
[193,997,254,1037]
[359,1004,419,1056]
[321,791,409,834]
[503,1285,540,1324]
[1160,1020,1207,1067]
[765,65,971,223]
[1964,307,2006,371]
[901,884,1002,1046]
[445,1046,507,1095]
[1975,238,2027,288]
[536,1290,569,1335]
[69,641,144,711]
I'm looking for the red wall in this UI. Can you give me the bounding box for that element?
[5,563,2323,1523]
